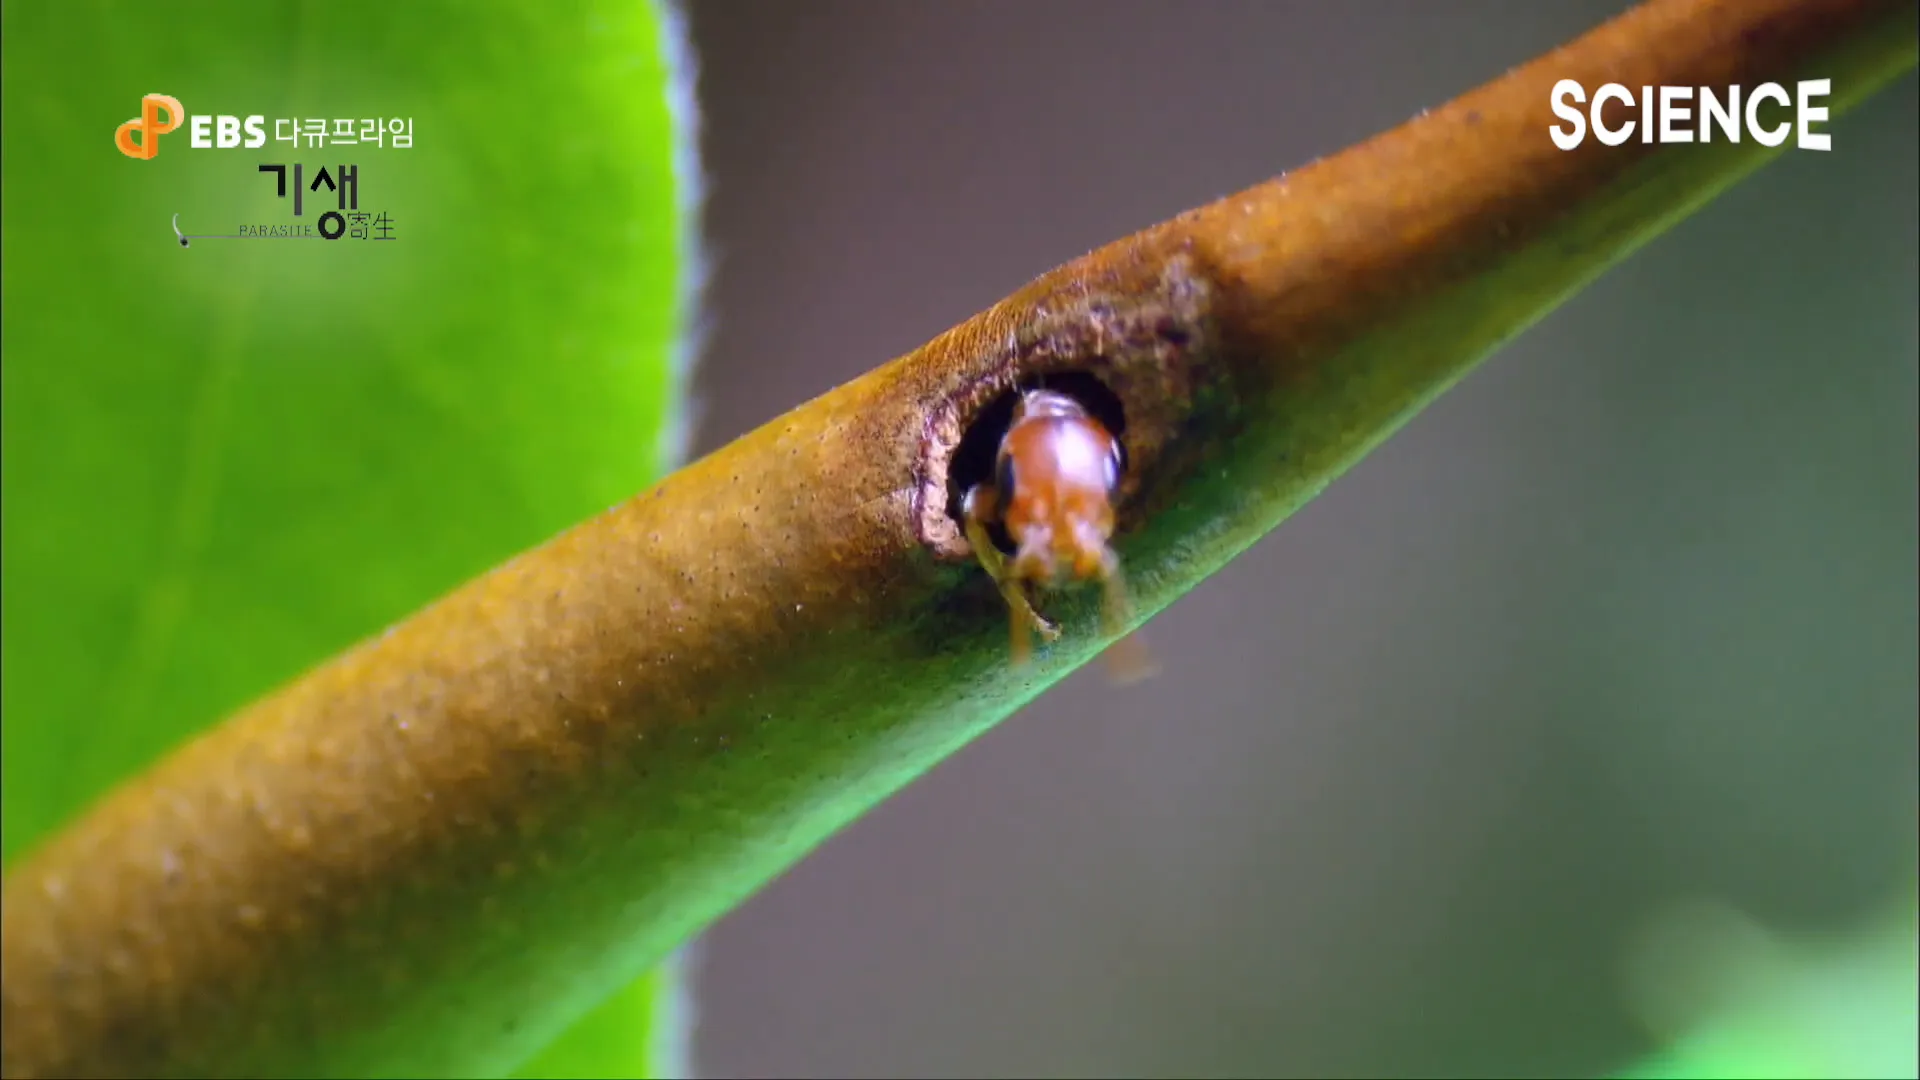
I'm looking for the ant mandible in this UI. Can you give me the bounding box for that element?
[961,387,1156,683]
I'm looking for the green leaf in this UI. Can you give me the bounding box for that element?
[1613,903,1919,1080]
[513,949,698,1080]
[0,0,700,1075]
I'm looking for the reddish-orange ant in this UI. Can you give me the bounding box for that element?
[961,387,1156,683]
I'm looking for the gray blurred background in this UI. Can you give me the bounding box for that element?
[675,3,1918,1077]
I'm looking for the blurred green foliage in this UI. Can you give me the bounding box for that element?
[1,0,697,1074]
[1613,900,1918,1079]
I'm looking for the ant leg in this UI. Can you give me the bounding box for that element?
[1096,547,1158,685]
[963,485,1060,652]
[1096,548,1132,634]
[1008,599,1032,666]
[1020,576,1062,642]
[1006,534,1063,644]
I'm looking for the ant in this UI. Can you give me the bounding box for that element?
[961,387,1156,683]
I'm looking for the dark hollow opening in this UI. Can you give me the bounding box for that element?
[944,370,1129,555]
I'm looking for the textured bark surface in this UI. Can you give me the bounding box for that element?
[4,0,1914,1076]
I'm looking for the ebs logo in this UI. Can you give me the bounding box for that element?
[114,94,184,160]
[115,94,268,159]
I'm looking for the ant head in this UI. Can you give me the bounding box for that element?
[944,371,1128,547]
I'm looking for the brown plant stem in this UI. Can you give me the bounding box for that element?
[4,1,1914,1076]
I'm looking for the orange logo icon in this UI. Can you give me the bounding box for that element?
[116,94,185,160]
